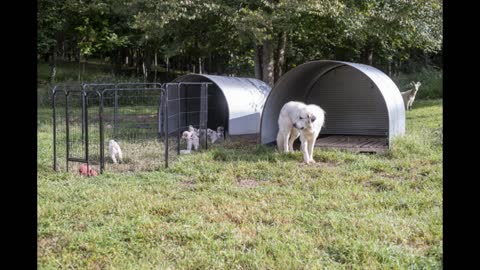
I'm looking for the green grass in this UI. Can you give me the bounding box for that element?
[38,99,442,269]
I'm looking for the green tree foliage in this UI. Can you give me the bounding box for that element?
[38,0,443,82]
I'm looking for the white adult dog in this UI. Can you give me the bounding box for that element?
[108,139,123,164]
[277,101,325,164]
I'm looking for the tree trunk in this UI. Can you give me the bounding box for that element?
[262,39,275,87]
[166,57,170,73]
[198,57,203,74]
[136,49,143,76]
[367,48,373,66]
[153,50,157,83]
[362,45,373,66]
[144,48,152,81]
[208,53,212,74]
[424,51,430,66]
[113,49,122,75]
[142,60,147,82]
[77,50,82,82]
[254,44,263,80]
[127,49,133,67]
[396,59,402,76]
[82,56,87,82]
[274,31,287,83]
[49,47,57,83]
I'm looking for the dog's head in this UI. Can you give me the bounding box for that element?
[182,131,192,140]
[293,108,317,130]
[188,125,195,132]
[217,126,224,134]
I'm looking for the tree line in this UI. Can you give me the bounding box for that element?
[38,0,442,86]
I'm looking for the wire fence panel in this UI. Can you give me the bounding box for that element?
[53,82,212,175]
[101,87,164,172]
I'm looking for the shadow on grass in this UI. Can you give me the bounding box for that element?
[210,143,300,163]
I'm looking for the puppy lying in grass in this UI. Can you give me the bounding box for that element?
[78,163,98,176]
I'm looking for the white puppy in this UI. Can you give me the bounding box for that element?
[189,125,224,144]
[216,126,225,142]
[277,101,325,164]
[108,139,123,164]
[182,130,199,152]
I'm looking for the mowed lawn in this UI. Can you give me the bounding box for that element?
[37,99,442,269]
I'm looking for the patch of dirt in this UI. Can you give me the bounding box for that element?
[378,172,398,179]
[299,161,338,168]
[38,236,59,249]
[180,179,196,187]
[38,235,68,255]
[236,179,259,188]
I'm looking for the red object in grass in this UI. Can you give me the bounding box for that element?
[78,163,98,177]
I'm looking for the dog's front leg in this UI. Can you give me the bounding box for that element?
[276,130,284,152]
[300,135,310,163]
[187,139,193,151]
[288,128,299,152]
[193,139,199,150]
[111,153,117,164]
[307,137,316,163]
[284,130,291,152]
[118,149,123,163]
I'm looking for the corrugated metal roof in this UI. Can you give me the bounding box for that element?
[260,60,405,146]
[174,74,271,135]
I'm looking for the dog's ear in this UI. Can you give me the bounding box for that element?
[310,114,316,122]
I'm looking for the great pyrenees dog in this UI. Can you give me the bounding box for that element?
[277,101,325,164]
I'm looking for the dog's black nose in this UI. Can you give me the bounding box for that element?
[300,127,304,130]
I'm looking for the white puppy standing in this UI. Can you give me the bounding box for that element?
[181,128,199,154]
[277,101,325,164]
[108,139,123,164]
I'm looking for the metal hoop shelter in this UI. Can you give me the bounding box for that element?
[173,74,272,135]
[260,60,405,149]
